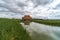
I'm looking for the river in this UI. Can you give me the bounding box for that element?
[20,22,60,40]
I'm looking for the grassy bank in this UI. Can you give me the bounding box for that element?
[0,18,31,40]
[33,19,60,26]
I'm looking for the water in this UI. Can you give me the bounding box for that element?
[20,22,60,40]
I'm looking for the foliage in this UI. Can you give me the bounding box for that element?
[0,18,31,40]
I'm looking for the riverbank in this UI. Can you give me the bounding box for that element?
[21,22,60,40]
[0,18,31,40]
[33,19,60,26]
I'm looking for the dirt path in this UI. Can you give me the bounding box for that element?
[20,22,60,40]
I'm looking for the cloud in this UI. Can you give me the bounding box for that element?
[31,0,53,6]
[0,0,60,19]
[0,0,24,13]
[55,4,60,9]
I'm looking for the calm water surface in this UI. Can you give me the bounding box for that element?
[21,22,60,40]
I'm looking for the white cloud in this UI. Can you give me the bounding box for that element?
[0,0,60,19]
[46,0,60,8]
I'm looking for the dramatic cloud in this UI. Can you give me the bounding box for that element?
[0,0,60,19]
[31,0,53,7]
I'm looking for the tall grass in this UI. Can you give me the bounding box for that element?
[0,18,31,40]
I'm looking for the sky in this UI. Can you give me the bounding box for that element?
[0,0,60,19]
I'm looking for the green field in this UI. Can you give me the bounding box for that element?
[0,18,31,40]
[33,19,60,26]
[0,18,60,40]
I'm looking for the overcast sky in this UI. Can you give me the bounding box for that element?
[0,0,60,19]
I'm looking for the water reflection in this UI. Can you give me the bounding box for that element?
[20,22,60,40]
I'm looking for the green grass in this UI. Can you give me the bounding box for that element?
[33,19,60,26]
[0,18,31,40]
